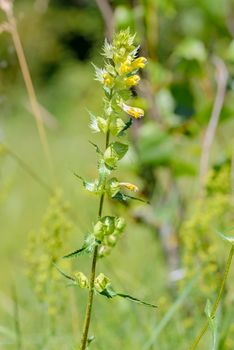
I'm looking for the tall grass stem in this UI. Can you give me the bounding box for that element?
[190,244,234,350]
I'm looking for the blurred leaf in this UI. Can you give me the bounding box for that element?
[205,299,218,350]
[54,264,76,282]
[216,229,234,244]
[174,38,207,62]
[138,123,174,166]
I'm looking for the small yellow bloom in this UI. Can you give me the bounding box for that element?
[119,58,132,75]
[132,57,147,69]
[120,102,144,119]
[103,72,113,87]
[125,75,140,87]
[120,182,139,192]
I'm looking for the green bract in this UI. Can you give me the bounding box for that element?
[93,215,125,244]
[94,273,110,293]
[104,142,128,169]
[74,272,89,289]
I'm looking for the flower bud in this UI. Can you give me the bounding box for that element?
[93,220,104,240]
[74,272,89,289]
[98,245,111,258]
[94,273,110,293]
[120,182,139,192]
[115,217,126,232]
[106,234,117,247]
[120,102,144,119]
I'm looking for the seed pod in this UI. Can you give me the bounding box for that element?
[74,272,89,289]
[94,273,110,293]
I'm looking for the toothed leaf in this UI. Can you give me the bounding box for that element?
[63,235,98,259]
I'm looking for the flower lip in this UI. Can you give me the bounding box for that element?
[120,182,139,192]
[120,102,144,119]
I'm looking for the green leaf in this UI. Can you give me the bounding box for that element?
[118,118,133,136]
[104,142,128,168]
[174,38,207,62]
[110,118,126,136]
[117,293,157,308]
[89,141,103,155]
[100,285,117,298]
[88,110,100,133]
[112,191,148,204]
[205,299,218,350]
[92,63,105,82]
[63,235,97,259]
[54,263,76,282]
[216,229,234,244]
[74,173,100,194]
[97,117,108,133]
[102,39,113,59]
[106,177,120,197]
[99,285,157,308]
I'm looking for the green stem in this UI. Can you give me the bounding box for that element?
[189,244,234,350]
[79,130,110,350]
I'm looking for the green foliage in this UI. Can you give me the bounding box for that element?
[104,141,128,169]
[181,164,233,297]
[25,189,73,316]
[1,1,234,349]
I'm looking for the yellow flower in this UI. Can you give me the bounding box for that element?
[132,57,147,69]
[119,58,132,75]
[120,102,144,119]
[103,72,113,87]
[125,75,140,87]
[120,182,139,192]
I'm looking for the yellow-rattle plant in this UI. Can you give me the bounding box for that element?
[56,29,156,350]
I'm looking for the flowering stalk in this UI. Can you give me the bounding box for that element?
[79,131,110,350]
[56,29,156,349]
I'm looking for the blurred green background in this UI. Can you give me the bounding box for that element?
[0,0,234,349]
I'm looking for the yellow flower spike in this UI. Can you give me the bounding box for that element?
[120,102,144,119]
[132,57,147,69]
[120,182,139,192]
[125,75,140,87]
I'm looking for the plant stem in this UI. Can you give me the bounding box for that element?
[12,286,22,350]
[79,130,110,350]
[189,244,234,350]
[6,9,54,181]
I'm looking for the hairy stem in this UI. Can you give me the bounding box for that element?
[190,244,234,350]
[79,130,110,350]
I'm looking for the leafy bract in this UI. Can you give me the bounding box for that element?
[63,235,98,259]
[104,142,128,168]
[99,284,157,308]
